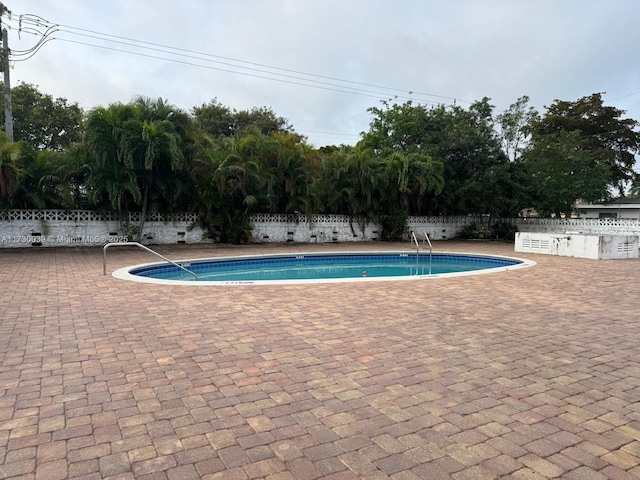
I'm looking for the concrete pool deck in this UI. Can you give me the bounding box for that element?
[1,241,639,479]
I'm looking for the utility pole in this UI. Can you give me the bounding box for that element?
[2,26,12,141]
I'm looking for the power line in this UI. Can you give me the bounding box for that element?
[21,13,472,104]
[7,12,469,108]
[6,10,640,121]
[607,91,640,102]
[50,36,418,104]
[6,10,541,144]
[52,31,425,102]
[8,18,402,102]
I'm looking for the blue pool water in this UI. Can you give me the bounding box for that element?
[120,252,529,284]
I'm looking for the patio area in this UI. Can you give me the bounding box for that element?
[1,241,639,479]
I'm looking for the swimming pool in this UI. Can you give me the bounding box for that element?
[112,252,534,285]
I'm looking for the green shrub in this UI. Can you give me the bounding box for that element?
[459,222,491,239]
[195,209,253,244]
[380,208,409,241]
[491,221,519,241]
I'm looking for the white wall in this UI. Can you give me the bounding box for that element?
[249,214,381,243]
[2,210,640,249]
[0,210,206,248]
[0,211,478,248]
[249,214,477,243]
[515,232,639,259]
[515,217,640,236]
[408,216,477,240]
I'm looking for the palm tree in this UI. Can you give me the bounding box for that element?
[385,151,444,214]
[138,119,183,240]
[0,131,24,204]
[85,99,188,239]
[85,103,141,233]
[86,160,141,214]
[316,148,353,215]
[1,142,73,210]
[58,145,93,208]
[190,132,263,243]
[85,103,139,169]
[269,131,320,214]
[133,97,186,240]
[33,150,76,208]
[319,145,386,219]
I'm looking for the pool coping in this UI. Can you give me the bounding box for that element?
[112,250,537,286]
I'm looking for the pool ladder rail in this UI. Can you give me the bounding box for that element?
[411,231,433,275]
[103,242,199,280]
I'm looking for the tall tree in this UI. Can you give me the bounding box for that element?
[233,106,292,136]
[497,96,539,162]
[191,99,235,138]
[360,100,431,154]
[192,99,291,138]
[528,93,640,195]
[522,130,611,216]
[522,130,611,215]
[361,99,515,216]
[0,82,84,151]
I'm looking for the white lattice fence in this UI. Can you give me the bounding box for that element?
[514,217,640,235]
[2,210,639,248]
[0,210,203,248]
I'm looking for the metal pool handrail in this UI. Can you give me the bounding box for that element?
[411,231,420,274]
[411,231,420,253]
[103,242,199,280]
[422,232,433,275]
[411,231,433,275]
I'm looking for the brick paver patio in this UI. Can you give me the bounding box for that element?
[1,241,639,479]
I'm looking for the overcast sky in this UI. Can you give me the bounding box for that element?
[5,1,640,148]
